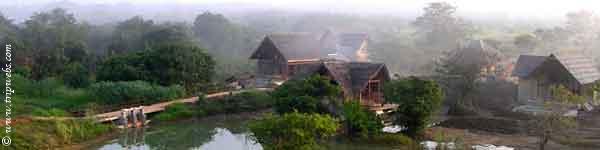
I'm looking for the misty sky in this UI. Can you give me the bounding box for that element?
[3,0,600,20]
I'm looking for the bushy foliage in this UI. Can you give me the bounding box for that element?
[249,112,339,150]
[272,75,341,114]
[342,101,383,138]
[384,77,443,138]
[197,91,273,115]
[154,103,198,121]
[96,54,144,82]
[367,133,418,146]
[98,43,215,93]
[88,81,185,104]
[275,96,323,114]
[62,62,91,88]
[18,76,62,98]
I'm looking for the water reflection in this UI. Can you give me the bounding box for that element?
[93,117,262,150]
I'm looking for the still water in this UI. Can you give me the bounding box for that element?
[90,114,263,150]
[88,113,399,150]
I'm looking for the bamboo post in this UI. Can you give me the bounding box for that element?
[119,109,128,126]
[130,108,138,128]
[138,106,146,126]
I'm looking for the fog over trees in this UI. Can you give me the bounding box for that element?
[2,1,600,81]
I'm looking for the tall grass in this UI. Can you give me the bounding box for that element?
[10,119,113,149]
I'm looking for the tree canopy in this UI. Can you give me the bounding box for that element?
[413,2,473,49]
[271,75,342,114]
[249,112,339,150]
[384,77,443,137]
[98,43,215,93]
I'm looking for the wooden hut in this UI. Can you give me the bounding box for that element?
[513,54,600,105]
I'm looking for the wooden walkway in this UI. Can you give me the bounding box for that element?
[94,88,272,122]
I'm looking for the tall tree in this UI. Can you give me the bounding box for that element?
[192,12,259,78]
[21,8,89,79]
[0,12,17,39]
[108,16,155,54]
[434,41,501,114]
[413,2,474,49]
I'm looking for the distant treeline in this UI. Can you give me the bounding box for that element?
[1,2,600,82]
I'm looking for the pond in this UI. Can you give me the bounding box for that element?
[89,113,262,150]
[88,112,400,150]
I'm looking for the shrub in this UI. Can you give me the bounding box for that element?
[97,43,215,94]
[384,77,443,138]
[342,101,383,138]
[27,77,62,98]
[272,75,341,114]
[249,112,339,150]
[275,96,323,114]
[88,81,185,104]
[368,133,417,146]
[62,62,91,88]
[197,91,273,115]
[154,103,197,121]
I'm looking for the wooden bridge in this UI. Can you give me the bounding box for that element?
[93,88,272,123]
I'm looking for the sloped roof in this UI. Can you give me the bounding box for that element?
[513,55,547,77]
[348,62,389,94]
[251,31,369,61]
[456,40,503,64]
[552,54,600,85]
[513,54,600,85]
[322,61,353,95]
[265,33,322,60]
[301,61,390,96]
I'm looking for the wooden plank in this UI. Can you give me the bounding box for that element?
[93,88,273,122]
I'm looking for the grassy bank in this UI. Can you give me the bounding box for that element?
[9,118,114,150]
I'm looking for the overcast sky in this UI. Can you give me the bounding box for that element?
[4,0,600,18]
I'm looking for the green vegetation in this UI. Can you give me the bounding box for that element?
[10,119,113,150]
[152,91,273,121]
[535,85,586,150]
[62,62,91,88]
[32,108,70,117]
[384,77,443,138]
[98,43,215,93]
[431,129,466,150]
[342,101,383,138]
[366,133,419,146]
[197,91,273,115]
[154,103,198,121]
[88,81,185,105]
[249,112,339,150]
[272,75,341,114]
[9,74,93,115]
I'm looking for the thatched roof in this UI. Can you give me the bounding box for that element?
[513,55,547,78]
[251,31,368,61]
[250,33,322,60]
[513,54,600,85]
[348,62,389,94]
[320,61,389,96]
[552,54,600,85]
